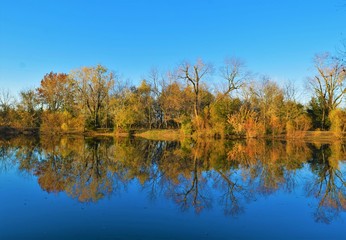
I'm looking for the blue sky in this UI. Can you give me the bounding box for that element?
[0,0,345,99]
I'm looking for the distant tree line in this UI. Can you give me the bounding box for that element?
[0,50,345,138]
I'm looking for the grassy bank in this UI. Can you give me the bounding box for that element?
[298,131,345,142]
[134,129,182,141]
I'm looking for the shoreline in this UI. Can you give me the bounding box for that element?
[1,127,345,142]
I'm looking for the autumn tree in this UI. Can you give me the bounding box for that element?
[228,103,265,138]
[37,72,74,112]
[137,80,155,129]
[209,96,241,137]
[112,88,136,132]
[72,65,115,129]
[329,109,346,138]
[308,53,346,130]
[159,81,192,128]
[284,101,311,137]
[112,81,155,131]
[36,72,84,133]
[248,77,285,135]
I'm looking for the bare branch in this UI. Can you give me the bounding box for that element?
[220,58,250,96]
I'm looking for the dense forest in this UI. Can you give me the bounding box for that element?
[0,50,345,138]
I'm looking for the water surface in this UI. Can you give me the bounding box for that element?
[0,136,345,239]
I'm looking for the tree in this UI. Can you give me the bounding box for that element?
[72,65,115,129]
[228,104,265,138]
[308,53,346,130]
[159,81,192,128]
[329,109,346,138]
[17,89,41,128]
[219,58,249,97]
[0,89,15,126]
[209,96,242,137]
[307,97,329,130]
[113,96,138,131]
[248,77,285,135]
[146,68,162,128]
[0,89,14,114]
[37,72,73,112]
[146,68,176,128]
[283,82,311,137]
[178,59,213,118]
[137,80,155,129]
[112,82,154,131]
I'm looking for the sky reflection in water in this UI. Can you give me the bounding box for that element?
[0,136,345,240]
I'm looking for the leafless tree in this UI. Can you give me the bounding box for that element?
[219,58,250,97]
[178,59,213,117]
[308,53,346,129]
[284,80,300,102]
[0,89,15,113]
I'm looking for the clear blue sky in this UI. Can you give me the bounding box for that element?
[0,0,345,98]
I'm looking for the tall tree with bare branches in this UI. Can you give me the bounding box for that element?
[308,53,346,129]
[178,59,212,118]
[219,58,250,97]
[0,89,15,126]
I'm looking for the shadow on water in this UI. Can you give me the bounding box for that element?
[0,135,345,224]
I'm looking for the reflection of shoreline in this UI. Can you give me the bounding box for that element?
[0,136,345,223]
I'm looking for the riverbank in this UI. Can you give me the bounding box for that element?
[134,129,182,141]
[1,127,346,142]
[87,129,346,142]
[0,127,39,138]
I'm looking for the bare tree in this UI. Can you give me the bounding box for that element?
[146,67,167,128]
[0,89,15,126]
[284,80,300,102]
[308,53,346,129]
[147,67,161,97]
[219,58,250,97]
[178,59,213,117]
[0,89,15,113]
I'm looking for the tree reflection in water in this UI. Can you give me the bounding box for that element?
[0,135,345,223]
[306,143,346,224]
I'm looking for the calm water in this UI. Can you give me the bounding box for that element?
[0,136,345,240]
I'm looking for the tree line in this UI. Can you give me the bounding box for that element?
[0,51,345,138]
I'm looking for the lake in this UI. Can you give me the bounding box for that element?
[0,135,345,240]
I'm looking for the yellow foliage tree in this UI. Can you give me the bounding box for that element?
[40,111,84,134]
[227,105,265,138]
[286,115,311,138]
[329,109,346,138]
